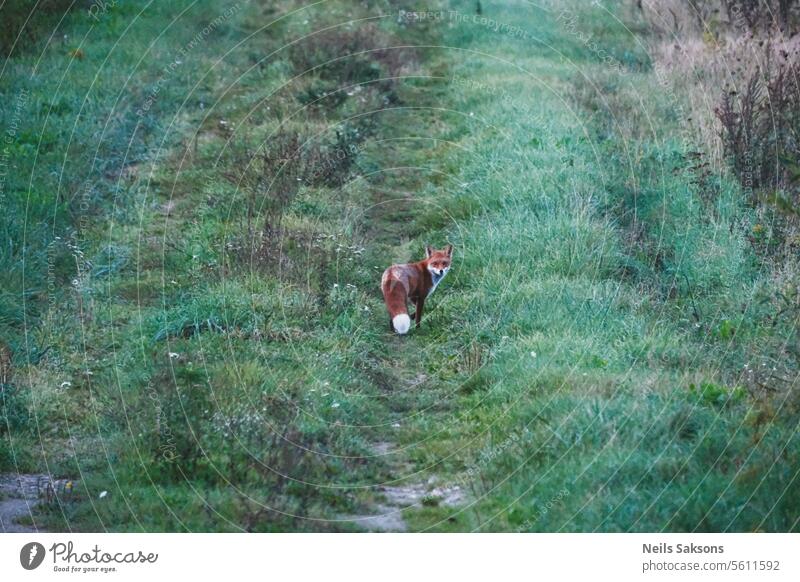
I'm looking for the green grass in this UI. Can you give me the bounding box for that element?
[1,0,798,532]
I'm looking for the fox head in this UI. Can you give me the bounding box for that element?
[425,244,453,279]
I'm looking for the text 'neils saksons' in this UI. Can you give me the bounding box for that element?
[643,543,724,554]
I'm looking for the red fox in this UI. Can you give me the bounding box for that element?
[381,244,453,334]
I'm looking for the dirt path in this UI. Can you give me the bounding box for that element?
[0,473,66,533]
[343,441,465,532]
[0,497,39,533]
[337,101,468,530]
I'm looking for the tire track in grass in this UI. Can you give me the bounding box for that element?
[339,109,470,530]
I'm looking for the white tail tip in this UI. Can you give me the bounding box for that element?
[392,314,411,334]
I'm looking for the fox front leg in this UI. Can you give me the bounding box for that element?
[414,297,425,328]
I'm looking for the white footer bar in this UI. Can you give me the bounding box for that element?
[1,533,797,581]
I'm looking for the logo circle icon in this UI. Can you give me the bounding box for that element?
[20,542,46,570]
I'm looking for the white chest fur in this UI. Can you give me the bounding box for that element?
[427,271,447,298]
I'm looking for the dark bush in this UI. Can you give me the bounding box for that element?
[289,24,414,89]
[716,54,800,198]
[223,126,361,270]
[0,0,82,57]
[721,0,799,34]
[223,131,304,243]
[639,1,800,38]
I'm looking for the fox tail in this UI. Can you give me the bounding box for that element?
[382,269,410,335]
[392,313,411,334]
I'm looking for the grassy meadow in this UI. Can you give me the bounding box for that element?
[1,0,798,532]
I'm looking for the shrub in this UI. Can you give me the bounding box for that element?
[0,0,80,56]
[223,131,304,242]
[289,24,414,87]
[722,0,799,34]
[639,1,800,37]
[221,128,359,289]
[715,51,800,199]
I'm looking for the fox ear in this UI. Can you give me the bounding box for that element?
[444,244,453,257]
[425,245,433,258]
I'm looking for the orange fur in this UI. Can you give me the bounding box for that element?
[381,245,453,333]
